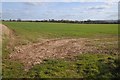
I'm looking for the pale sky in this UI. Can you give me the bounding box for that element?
[2,1,118,20]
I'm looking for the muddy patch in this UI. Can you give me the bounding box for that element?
[9,38,118,70]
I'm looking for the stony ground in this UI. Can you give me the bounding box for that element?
[10,38,118,70]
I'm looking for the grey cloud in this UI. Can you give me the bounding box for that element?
[88,6,106,10]
[24,2,43,6]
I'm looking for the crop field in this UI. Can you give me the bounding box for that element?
[3,22,118,39]
[2,22,119,79]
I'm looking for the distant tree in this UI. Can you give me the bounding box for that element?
[9,19,12,21]
[17,18,21,22]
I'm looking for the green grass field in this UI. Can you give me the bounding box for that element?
[2,22,119,79]
[3,22,118,39]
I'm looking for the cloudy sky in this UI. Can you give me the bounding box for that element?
[2,0,118,20]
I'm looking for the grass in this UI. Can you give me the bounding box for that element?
[2,36,27,78]
[28,53,119,79]
[2,22,119,78]
[2,52,119,79]
[3,22,118,40]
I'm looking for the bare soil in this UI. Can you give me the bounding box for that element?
[1,24,11,37]
[10,38,118,70]
[2,24,16,49]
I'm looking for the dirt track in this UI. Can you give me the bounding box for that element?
[10,38,85,70]
[10,38,118,70]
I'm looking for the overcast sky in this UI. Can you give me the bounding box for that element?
[2,1,118,20]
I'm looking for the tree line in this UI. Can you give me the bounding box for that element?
[2,19,119,24]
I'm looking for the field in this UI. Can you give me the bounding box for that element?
[3,22,118,39]
[2,22,119,79]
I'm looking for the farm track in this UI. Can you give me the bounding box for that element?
[10,38,118,70]
[2,24,118,71]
